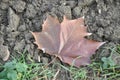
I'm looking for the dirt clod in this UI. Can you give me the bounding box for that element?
[7,7,20,32]
[14,39,25,52]
[25,4,37,18]
[12,0,26,13]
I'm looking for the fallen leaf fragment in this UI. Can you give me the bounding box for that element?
[31,15,105,67]
[0,36,10,61]
[0,45,10,61]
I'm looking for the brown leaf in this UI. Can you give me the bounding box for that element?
[31,15,105,67]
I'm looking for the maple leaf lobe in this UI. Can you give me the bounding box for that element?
[32,15,105,67]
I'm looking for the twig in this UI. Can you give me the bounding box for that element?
[52,69,60,80]
[45,56,57,68]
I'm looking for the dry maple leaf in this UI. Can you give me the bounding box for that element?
[31,15,105,67]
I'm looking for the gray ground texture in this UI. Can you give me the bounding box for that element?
[0,0,120,79]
